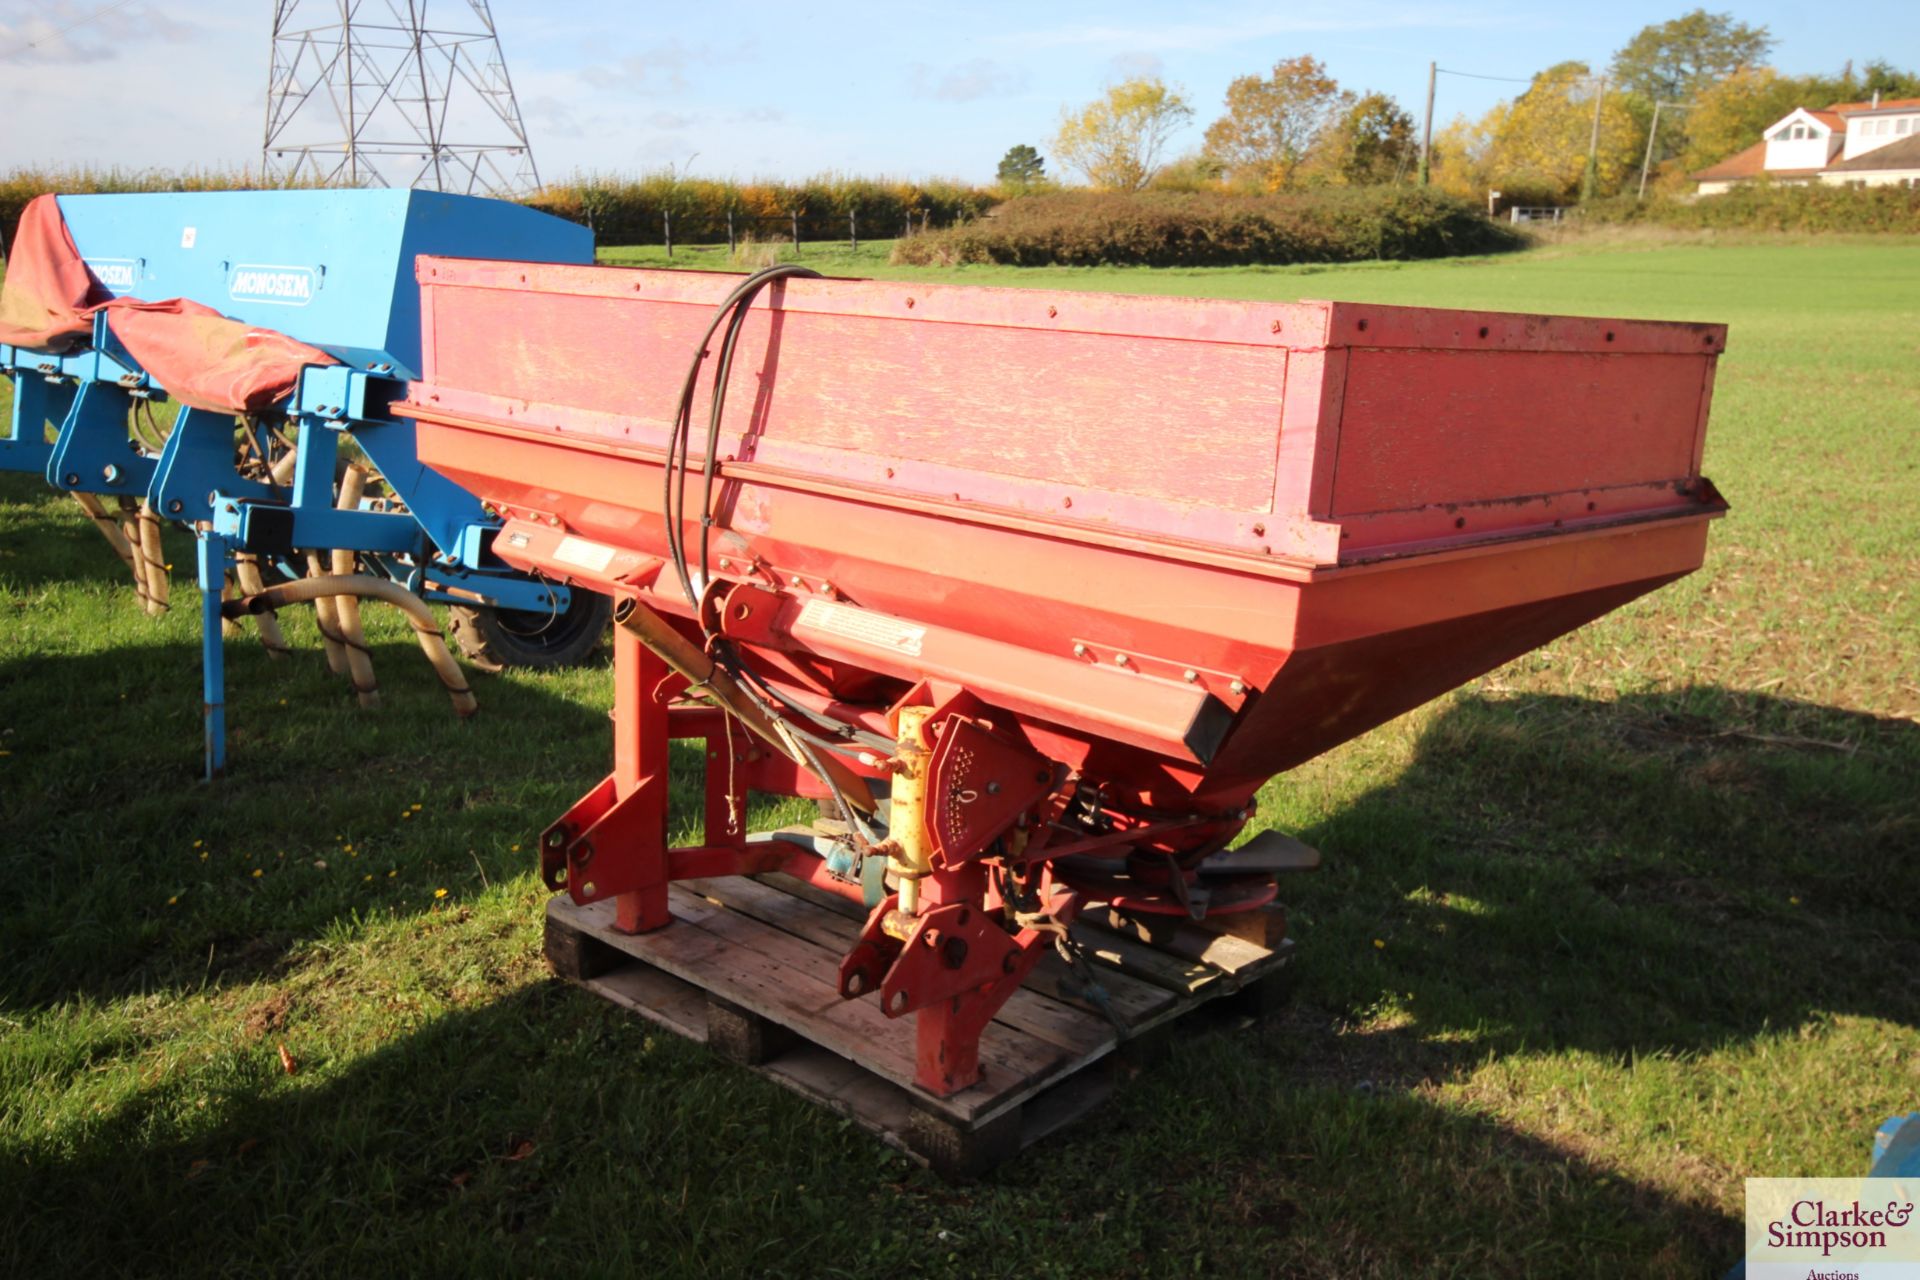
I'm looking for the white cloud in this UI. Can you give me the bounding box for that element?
[911,57,1028,103]
[1106,51,1165,81]
[578,37,755,95]
[0,2,191,63]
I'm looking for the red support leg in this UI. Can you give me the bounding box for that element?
[612,623,671,933]
[912,940,1050,1096]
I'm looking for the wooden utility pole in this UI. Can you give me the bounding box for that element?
[1581,75,1607,202]
[1419,61,1437,186]
[1638,101,1690,199]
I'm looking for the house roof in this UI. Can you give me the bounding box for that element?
[1826,133,1920,172]
[1691,99,1920,184]
[1688,141,1825,182]
[1828,97,1920,116]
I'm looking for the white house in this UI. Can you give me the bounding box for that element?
[1693,96,1920,194]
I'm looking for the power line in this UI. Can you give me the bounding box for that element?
[1443,69,1528,84]
[18,0,142,52]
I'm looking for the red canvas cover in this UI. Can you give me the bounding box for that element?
[0,194,104,353]
[0,193,335,412]
[103,301,335,414]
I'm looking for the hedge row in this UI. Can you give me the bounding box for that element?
[0,168,995,256]
[1582,182,1920,234]
[522,175,995,245]
[889,188,1523,267]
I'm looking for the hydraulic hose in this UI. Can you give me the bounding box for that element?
[224,575,476,717]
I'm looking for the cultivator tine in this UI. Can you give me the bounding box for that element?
[219,575,245,640]
[304,552,350,675]
[233,554,291,660]
[115,497,150,612]
[135,501,168,616]
[71,492,138,574]
[330,466,380,709]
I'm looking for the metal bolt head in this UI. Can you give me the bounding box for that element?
[791,575,804,587]
[1114,653,1130,666]
[102,464,121,483]
[719,557,732,570]
[1230,679,1247,695]
[1072,643,1089,658]
[1183,668,1198,683]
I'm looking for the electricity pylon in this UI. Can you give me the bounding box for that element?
[263,1,542,197]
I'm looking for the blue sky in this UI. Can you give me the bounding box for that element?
[3,1,1917,182]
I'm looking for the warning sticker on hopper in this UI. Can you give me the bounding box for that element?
[795,600,926,657]
[552,536,617,573]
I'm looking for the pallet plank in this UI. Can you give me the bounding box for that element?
[691,876,1115,1059]
[558,893,1070,1120]
[1072,921,1222,993]
[1079,904,1280,977]
[1025,951,1176,1024]
[581,961,709,1042]
[669,888,1048,1068]
[751,871,1186,1021]
[545,868,1293,1177]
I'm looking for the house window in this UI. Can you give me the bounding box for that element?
[1899,118,1912,136]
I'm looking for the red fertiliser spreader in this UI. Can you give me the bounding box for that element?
[400,261,1726,1106]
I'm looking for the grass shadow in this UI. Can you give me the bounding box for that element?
[1274,687,1919,1072]
[0,946,1744,1278]
[0,471,171,592]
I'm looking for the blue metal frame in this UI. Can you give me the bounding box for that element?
[0,346,73,475]
[2,189,595,778]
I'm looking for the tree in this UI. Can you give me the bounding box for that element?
[1311,92,1417,186]
[1147,152,1227,192]
[1435,63,1639,202]
[1202,56,1355,190]
[995,144,1046,189]
[1612,11,1773,176]
[1859,60,1920,100]
[1052,78,1194,191]
[1611,9,1774,103]
[1680,66,1808,172]
[1678,60,1920,174]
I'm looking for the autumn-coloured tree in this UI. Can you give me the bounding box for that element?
[1433,63,1638,202]
[1311,92,1417,186]
[1678,67,1807,172]
[1052,78,1194,191]
[1203,56,1355,190]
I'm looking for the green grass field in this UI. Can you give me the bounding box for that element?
[3,237,1916,1277]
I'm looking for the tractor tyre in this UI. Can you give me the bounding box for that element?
[449,589,612,672]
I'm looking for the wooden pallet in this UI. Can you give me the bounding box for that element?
[544,868,1294,1178]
